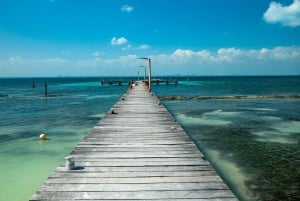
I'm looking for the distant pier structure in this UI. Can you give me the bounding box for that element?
[151,78,178,85]
[100,79,125,86]
[100,78,178,86]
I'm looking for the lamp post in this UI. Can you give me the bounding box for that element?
[139,57,152,92]
[139,65,146,82]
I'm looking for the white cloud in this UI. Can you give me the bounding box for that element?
[168,47,300,64]
[93,51,104,57]
[111,37,128,45]
[93,51,100,57]
[137,45,150,50]
[0,57,70,76]
[121,5,134,13]
[263,0,300,27]
[40,58,67,65]
[148,47,300,75]
[121,44,150,50]
[1,46,299,77]
[170,49,195,64]
[217,48,242,62]
[165,48,241,65]
[5,57,67,66]
[77,57,103,67]
[9,56,23,63]
[270,46,300,59]
[122,45,132,51]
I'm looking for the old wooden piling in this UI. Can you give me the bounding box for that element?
[30,81,238,201]
[44,82,48,97]
[100,80,127,86]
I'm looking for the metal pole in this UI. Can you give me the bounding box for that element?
[139,58,152,92]
[144,66,146,82]
[140,66,146,82]
[148,58,152,92]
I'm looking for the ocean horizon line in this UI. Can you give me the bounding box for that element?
[1,74,300,79]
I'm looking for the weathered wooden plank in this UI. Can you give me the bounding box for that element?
[55,165,213,172]
[72,160,209,167]
[91,127,185,132]
[75,143,198,148]
[78,141,196,146]
[39,182,230,191]
[31,199,237,201]
[45,176,225,184]
[80,139,192,144]
[51,171,218,178]
[72,147,199,152]
[30,190,236,200]
[84,134,188,138]
[71,154,203,159]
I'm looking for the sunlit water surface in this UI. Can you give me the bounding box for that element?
[154,76,300,201]
[1,76,300,201]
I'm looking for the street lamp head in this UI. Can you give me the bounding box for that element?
[139,57,149,60]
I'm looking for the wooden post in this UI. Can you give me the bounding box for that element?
[44,82,48,97]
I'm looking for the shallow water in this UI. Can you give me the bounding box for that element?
[161,99,300,200]
[1,76,300,201]
[0,78,128,201]
[154,76,300,201]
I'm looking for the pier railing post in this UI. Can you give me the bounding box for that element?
[65,156,75,170]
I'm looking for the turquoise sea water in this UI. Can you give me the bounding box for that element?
[0,76,300,201]
[0,78,128,201]
[155,76,300,201]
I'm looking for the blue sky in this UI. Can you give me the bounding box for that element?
[1,0,300,77]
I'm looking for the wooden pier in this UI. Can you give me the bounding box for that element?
[100,79,178,86]
[30,82,237,201]
[147,79,178,85]
[100,80,128,86]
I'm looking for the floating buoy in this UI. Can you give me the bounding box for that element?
[39,133,46,140]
